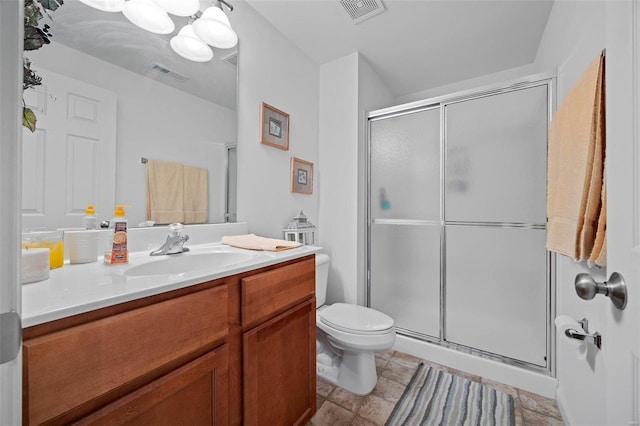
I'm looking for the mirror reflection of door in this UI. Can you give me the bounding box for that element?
[22,67,116,230]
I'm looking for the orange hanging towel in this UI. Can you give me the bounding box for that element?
[547,53,606,264]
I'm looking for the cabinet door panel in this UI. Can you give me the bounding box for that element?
[23,284,228,425]
[243,299,316,426]
[74,345,229,425]
[242,257,314,329]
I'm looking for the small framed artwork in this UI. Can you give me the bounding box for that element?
[260,102,290,150]
[291,157,313,194]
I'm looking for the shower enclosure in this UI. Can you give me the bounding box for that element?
[367,77,553,372]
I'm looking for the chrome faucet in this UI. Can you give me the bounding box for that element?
[150,223,190,256]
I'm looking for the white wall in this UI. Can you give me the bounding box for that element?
[319,53,359,304]
[231,3,319,239]
[318,52,392,305]
[356,55,394,304]
[395,63,536,105]
[533,1,608,424]
[28,43,236,226]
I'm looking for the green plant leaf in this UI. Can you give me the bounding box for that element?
[24,0,43,27]
[37,0,63,12]
[24,25,48,51]
[23,107,37,133]
[23,60,43,91]
[22,0,61,132]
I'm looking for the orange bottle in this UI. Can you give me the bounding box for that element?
[104,205,128,264]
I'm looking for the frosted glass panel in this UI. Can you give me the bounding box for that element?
[371,223,440,338]
[445,85,548,223]
[445,226,547,366]
[370,108,440,220]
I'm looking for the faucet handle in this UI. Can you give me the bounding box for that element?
[168,223,184,237]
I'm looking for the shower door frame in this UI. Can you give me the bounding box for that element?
[366,73,557,376]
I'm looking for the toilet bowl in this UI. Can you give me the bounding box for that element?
[315,253,395,395]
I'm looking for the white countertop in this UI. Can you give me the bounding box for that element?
[22,242,321,328]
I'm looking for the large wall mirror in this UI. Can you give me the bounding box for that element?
[22,1,238,230]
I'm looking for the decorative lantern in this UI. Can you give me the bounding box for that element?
[283,211,316,245]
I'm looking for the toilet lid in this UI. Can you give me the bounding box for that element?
[319,303,394,334]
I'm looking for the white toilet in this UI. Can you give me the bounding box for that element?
[315,253,396,395]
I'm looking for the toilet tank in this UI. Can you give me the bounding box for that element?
[315,253,330,307]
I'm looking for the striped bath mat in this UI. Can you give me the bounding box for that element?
[385,363,515,426]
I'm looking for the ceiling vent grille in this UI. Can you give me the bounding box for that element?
[151,64,187,81]
[340,0,385,24]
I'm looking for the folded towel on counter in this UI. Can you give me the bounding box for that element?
[547,53,606,263]
[147,159,184,224]
[221,234,302,251]
[147,159,209,225]
[183,165,208,224]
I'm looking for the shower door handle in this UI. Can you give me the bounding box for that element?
[574,272,628,310]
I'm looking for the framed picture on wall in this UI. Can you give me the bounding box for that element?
[290,157,313,194]
[260,102,290,150]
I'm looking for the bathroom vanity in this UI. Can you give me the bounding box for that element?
[21,241,318,425]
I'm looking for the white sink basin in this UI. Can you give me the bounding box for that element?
[124,251,258,276]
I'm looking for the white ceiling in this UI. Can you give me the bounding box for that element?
[244,0,554,98]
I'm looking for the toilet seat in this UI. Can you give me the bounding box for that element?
[319,303,394,335]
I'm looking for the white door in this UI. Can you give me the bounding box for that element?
[22,67,117,230]
[0,1,23,424]
[601,1,640,424]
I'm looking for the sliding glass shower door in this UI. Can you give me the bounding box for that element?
[367,78,552,369]
[369,107,442,339]
[443,85,549,366]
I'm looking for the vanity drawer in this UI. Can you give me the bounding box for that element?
[23,284,228,425]
[241,256,315,329]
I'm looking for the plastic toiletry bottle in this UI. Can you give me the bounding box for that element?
[82,205,99,229]
[104,205,128,264]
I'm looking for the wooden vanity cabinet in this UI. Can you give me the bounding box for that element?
[241,257,316,426]
[22,281,230,426]
[22,254,317,426]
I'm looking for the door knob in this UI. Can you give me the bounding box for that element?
[574,272,627,310]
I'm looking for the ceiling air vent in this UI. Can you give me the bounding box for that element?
[151,64,187,82]
[340,0,385,24]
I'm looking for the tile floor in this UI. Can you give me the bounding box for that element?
[308,349,565,426]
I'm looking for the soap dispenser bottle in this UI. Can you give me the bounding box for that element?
[82,205,99,229]
[104,205,128,264]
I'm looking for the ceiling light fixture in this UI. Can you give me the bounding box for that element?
[170,24,214,62]
[192,1,238,49]
[122,0,175,34]
[79,0,238,62]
